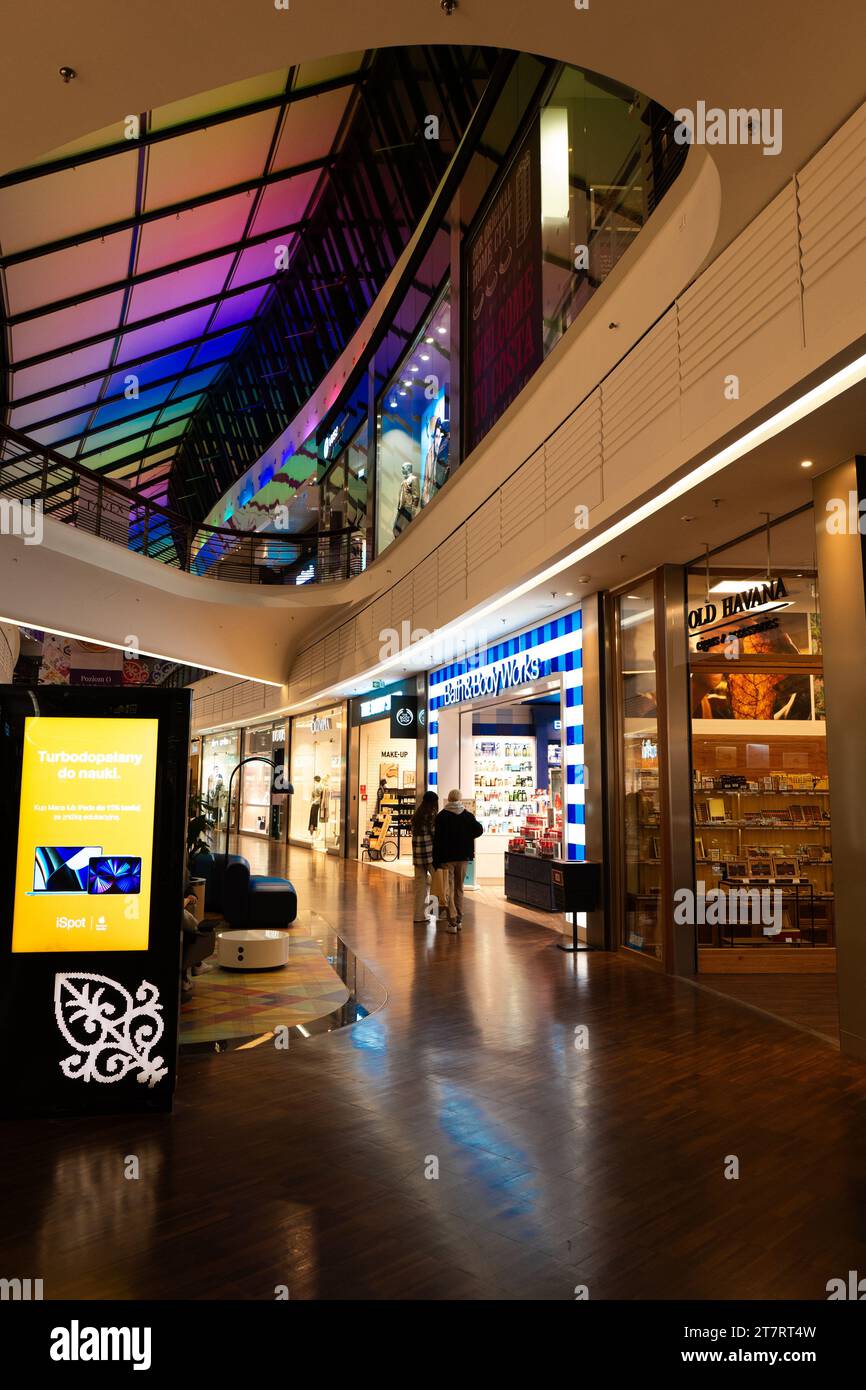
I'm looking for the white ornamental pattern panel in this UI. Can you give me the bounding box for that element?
[54,973,168,1088]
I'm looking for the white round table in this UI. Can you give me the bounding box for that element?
[216,928,290,970]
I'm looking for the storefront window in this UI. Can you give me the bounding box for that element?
[618,584,663,960]
[357,719,418,865]
[375,290,451,555]
[239,725,275,837]
[464,71,663,455]
[540,69,647,358]
[688,514,832,951]
[322,421,367,530]
[320,417,369,580]
[289,707,344,852]
[427,608,584,892]
[200,731,240,839]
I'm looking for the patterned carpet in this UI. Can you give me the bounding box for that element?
[180,937,350,1047]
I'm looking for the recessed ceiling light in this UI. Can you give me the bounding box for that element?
[398,390,407,397]
[437,326,446,334]
[425,336,435,344]
[410,365,419,372]
[800,459,813,468]
[565,591,574,597]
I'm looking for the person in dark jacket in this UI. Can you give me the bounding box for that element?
[411,790,439,922]
[432,788,483,932]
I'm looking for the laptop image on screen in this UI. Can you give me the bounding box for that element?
[32,846,102,894]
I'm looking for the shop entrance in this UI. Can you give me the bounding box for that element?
[289,707,344,854]
[356,719,417,870]
[434,680,567,891]
[469,691,564,886]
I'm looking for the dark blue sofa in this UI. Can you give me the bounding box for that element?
[193,852,298,930]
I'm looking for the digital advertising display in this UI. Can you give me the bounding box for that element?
[11,717,158,953]
[0,686,190,1117]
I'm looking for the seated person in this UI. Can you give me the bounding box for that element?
[181,892,214,1002]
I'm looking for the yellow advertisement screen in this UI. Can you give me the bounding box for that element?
[11,716,159,953]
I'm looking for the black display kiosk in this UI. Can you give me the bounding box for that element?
[0,686,190,1117]
[504,852,602,952]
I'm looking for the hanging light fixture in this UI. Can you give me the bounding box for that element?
[540,108,570,221]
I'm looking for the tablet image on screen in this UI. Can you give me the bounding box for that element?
[87,856,142,895]
[33,846,102,893]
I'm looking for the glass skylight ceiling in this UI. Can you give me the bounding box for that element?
[0,55,365,503]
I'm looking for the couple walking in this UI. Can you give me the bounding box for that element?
[411,788,483,932]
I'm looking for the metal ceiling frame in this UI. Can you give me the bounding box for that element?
[3,214,370,325]
[0,69,367,190]
[129,66,304,489]
[8,347,239,422]
[0,154,337,269]
[1,44,501,517]
[170,44,501,517]
[10,313,263,405]
[11,269,288,370]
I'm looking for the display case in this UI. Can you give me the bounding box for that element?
[688,555,832,959]
[376,788,415,857]
[473,736,537,834]
[692,734,834,946]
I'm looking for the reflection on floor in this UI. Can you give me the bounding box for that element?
[8,835,864,1300]
[696,973,840,1045]
[359,856,413,878]
[474,885,571,937]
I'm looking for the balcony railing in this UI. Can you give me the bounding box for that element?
[0,424,363,585]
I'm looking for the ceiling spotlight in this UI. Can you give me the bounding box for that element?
[425,337,435,344]
[441,0,457,14]
[59,66,77,82]
[800,459,814,468]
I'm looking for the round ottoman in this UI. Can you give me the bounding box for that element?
[216,928,290,970]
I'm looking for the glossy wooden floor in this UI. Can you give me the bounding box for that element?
[2,838,865,1301]
[696,974,840,1045]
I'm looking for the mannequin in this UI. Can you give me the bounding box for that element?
[423,416,450,504]
[308,775,323,835]
[393,461,420,537]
